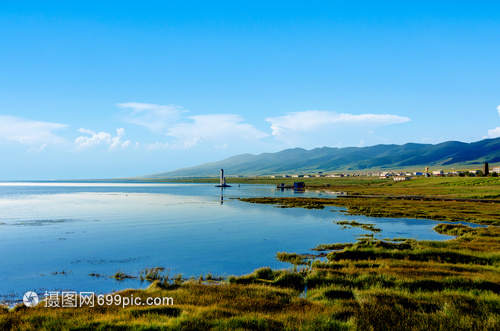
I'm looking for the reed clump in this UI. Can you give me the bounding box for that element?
[276,252,309,265]
[111,271,135,280]
[139,267,169,283]
[239,197,325,209]
[334,220,381,232]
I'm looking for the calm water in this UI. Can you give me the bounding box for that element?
[0,182,474,304]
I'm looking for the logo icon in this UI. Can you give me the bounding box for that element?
[23,291,39,307]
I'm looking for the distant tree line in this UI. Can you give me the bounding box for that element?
[458,171,498,177]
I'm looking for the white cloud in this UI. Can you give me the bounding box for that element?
[144,142,170,150]
[166,114,269,148]
[27,143,48,153]
[265,110,410,144]
[487,127,500,138]
[117,102,185,132]
[420,137,435,143]
[78,128,96,135]
[0,115,68,147]
[118,102,269,149]
[75,128,131,151]
[485,106,500,138]
[118,103,411,149]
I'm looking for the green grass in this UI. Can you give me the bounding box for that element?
[243,177,500,226]
[240,197,325,209]
[334,220,381,232]
[139,267,169,283]
[276,252,310,265]
[313,242,354,251]
[111,271,136,280]
[240,195,500,226]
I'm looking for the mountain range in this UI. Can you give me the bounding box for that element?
[144,138,500,178]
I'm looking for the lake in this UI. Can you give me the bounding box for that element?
[0,182,472,305]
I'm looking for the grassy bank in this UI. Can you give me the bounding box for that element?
[240,195,500,226]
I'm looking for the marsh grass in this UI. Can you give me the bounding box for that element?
[333,198,500,226]
[313,242,354,251]
[334,220,381,232]
[276,252,310,265]
[139,267,169,283]
[240,177,500,226]
[111,271,136,280]
[88,272,105,278]
[240,197,325,209]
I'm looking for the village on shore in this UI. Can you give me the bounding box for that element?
[237,163,500,182]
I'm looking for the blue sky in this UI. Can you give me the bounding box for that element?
[0,1,499,179]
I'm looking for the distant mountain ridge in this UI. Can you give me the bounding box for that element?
[145,138,500,178]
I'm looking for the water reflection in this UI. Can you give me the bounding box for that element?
[220,187,225,205]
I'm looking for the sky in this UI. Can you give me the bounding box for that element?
[0,1,499,179]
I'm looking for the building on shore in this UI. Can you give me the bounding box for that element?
[393,176,411,181]
[484,162,489,176]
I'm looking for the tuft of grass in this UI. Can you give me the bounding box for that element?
[254,267,275,281]
[239,197,325,209]
[276,252,309,265]
[173,273,183,285]
[309,285,355,301]
[126,306,182,318]
[313,242,354,251]
[111,270,135,280]
[434,223,476,237]
[139,267,169,284]
[273,272,306,292]
[335,220,381,232]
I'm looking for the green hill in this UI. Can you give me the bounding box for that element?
[145,138,500,178]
